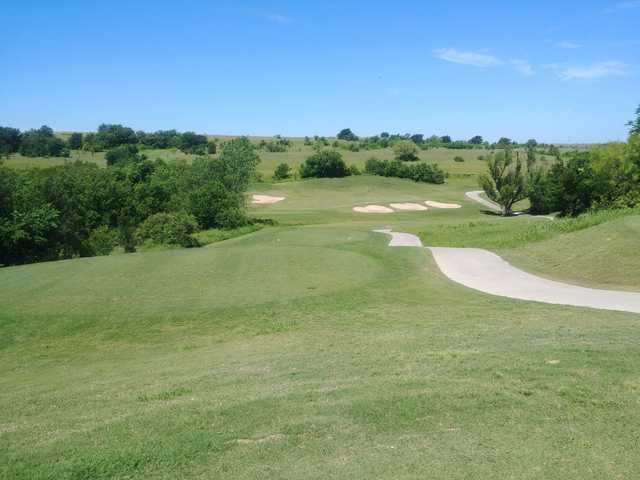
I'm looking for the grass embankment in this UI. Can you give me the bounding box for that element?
[420,208,640,290]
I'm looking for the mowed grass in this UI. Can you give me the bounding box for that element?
[2,221,640,479]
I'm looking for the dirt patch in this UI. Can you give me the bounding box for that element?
[252,194,285,204]
[353,205,394,213]
[390,203,428,211]
[235,434,286,445]
[425,200,461,209]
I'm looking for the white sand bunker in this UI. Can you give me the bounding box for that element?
[353,205,394,213]
[390,203,428,211]
[252,194,285,204]
[425,200,462,209]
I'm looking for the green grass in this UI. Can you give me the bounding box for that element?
[2,153,639,479]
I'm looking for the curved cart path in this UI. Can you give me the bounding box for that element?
[429,247,640,314]
[374,230,640,314]
[465,190,554,220]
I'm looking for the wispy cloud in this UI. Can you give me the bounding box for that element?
[556,41,581,49]
[433,48,502,67]
[265,13,292,24]
[510,59,535,76]
[605,1,640,12]
[548,61,629,80]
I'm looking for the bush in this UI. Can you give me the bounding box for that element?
[454,156,465,162]
[365,157,445,184]
[300,150,350,178]
[19,126,68,157]
[105,145,145,166]
[273,163,291,180]
[393,140,419,161]
[348,164,362,175]
[87,226,118,256]
[188,183,246,229]
[135,212,200,247]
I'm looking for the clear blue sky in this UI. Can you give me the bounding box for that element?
[1,0,639,143]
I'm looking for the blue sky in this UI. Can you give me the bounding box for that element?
[1,1,639,142]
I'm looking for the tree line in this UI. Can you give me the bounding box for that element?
[0,124,217,158]
[0,138,259,266]
[480,105,640,216]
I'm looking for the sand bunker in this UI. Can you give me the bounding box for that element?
[425,200,462,209]
[389,203,428,211]
[252,194,285,204]
[353,205,394,213]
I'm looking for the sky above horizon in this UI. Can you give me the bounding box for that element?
[1,1,639,143]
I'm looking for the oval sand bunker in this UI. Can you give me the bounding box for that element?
[353,205,394,213]
[389,203,428,211]
[252,194,285,204]
[425,200,462,209]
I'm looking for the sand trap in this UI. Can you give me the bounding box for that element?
[390,203,428,211]
[425,200,462,209]
[353,205,394,213]
[252,194,285,204]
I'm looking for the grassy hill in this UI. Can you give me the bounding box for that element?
[2,174,640,479]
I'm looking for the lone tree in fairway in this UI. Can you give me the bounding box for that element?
[479,149,527,216]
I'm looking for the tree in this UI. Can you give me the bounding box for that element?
[337,128,358,142]
[95,124,137,150]
[393,140,419,161]
[469,135,483,145]
[273,163,291,180]
[410,134,424,145]
[68,132,83,150]
[0,127,21,157]
[525,138,538,148]
[300,150,349,178]
[496,137,512,148]
[440,135,452,144]
[380,132,390,139]
[627,104,640,136]
[18,126,68,157]
[179,132,209,154]
[105,145,145,166]
[478,149,527,216]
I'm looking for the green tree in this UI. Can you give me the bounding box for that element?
[0,127,21,158]
[393,140,419,161]
[68,132,83,150]
[95,124,137,150]
[300,150,349,178]
[273,162,291,180]
[337,128,358,141]
[627,104,640,136]
[469,135,483,145]
[479,149,527,216]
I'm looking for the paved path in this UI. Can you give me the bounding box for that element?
[465,190,554,220]
[429,247,640,314]
[465,190,503,213]
[374,229,423,247]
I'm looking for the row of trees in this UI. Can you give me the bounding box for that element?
[0,138,259,266]
[480,106,640,216]
[0,124,217,158]
[335,128,543,151]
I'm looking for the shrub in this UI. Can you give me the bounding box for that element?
[273,163,291,180]
[86,226,118,256]
[365,157,445,184]
[188,183,246,229]
[348,164,362,175]
[454,156,465,162]
[105,145,145,166]
[135,212,200,247]
[300,150,350,178]
[393,140,419,161]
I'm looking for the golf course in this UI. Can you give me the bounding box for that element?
[3,1,640,477]
[2,162,640,478]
